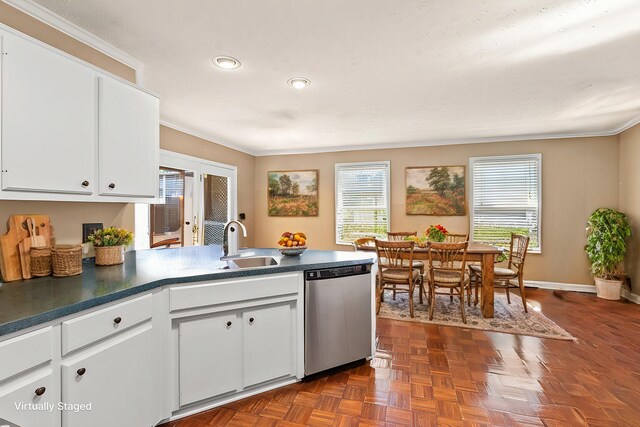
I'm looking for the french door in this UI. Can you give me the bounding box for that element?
[199,163,236,247]
[138,150,237,250]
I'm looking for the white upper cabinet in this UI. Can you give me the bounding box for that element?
[98,76,159,198]
[0,32,95,195]
[0,28,159,202]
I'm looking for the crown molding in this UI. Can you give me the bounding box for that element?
[610,113,640,135]
[159,120,256,156]
[252,128,622,156]
[2,0,144,84]
[160,113,639,158]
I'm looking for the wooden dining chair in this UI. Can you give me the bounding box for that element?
[444,233,468,243]
[374,239,422,317]
[441,234,470,302]
[387,231,418,241]
[426,241,470,323]
[386,231,426,302]
[469,233,530,312]
[353,237,375,251]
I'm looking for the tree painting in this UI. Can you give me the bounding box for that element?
[268,170,319,216]
[405,166,466,215]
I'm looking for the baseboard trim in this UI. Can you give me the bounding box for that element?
[622,289,640,304]
[525,280,596,293]
[526,280,640,304]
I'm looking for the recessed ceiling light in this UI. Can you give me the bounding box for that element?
[288,77,310,89]
[213,56,241,69]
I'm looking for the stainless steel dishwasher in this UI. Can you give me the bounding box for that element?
[305,263,373,376]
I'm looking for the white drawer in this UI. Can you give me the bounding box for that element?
[61,293,152,356]
[0,326,53,382]
[169,273,300,312]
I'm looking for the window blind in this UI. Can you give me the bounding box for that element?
[470,154,541,251]
[335,162,390,244]
[158,169,184,201]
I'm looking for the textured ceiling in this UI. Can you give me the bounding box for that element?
[32,0,640,155]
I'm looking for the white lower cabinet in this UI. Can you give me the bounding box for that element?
[243,304,294,388]
[0,369,57,427]
[178,312,241,406]
[61,325,161,427]
[0,272,304,425]
[176,300,299,409]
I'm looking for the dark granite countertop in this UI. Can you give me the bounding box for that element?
[0,246,374,337]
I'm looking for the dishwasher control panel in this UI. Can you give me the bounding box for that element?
[305,263,371,281]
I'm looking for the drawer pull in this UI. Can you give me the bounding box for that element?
[108,183,116,190]
[35,387,46,396]
[226,321,232,327]
[113,317,122,324]
[249,317,255,324]
[77,368,86,376]
[81,180,90,187]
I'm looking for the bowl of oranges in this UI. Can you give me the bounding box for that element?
[278,232,307,256]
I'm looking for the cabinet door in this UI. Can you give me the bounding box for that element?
[243,303,294,388]
[98,76,159,198]
[178,312,241,406]
[0,32,95,194]
[61,326,161,427]
[0,369,57,427]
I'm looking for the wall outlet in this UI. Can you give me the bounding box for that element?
[82,223,103,242]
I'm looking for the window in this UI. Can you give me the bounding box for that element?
[470,154,541,252]
[335,161,390,245]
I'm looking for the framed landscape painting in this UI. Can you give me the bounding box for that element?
[268,170,319,216]
[405,165,466,215]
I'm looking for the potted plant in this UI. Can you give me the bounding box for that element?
[88,227,134,266]
[585,208,632,300]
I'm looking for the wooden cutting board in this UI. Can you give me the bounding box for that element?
[0,215,52,281]
[18,238,32,280]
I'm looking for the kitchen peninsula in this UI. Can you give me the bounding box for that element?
[0,246,375,427]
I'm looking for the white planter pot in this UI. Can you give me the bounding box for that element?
[594,277,623,300]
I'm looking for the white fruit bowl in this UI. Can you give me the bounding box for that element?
[278,246,307,256]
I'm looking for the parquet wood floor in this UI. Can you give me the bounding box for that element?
[160,289,640,426]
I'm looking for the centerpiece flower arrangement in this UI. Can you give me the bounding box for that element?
[404,235,428,247]
[425,224,448,242]
[88,226,134,266]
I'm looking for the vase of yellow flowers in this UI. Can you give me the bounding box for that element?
[88,227,134,266]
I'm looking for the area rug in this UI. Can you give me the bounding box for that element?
[377,291,575,341]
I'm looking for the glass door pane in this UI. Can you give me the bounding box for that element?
[202,174,229,247]
[150,168,185,248]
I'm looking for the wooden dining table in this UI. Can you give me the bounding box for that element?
[358,242,502,318]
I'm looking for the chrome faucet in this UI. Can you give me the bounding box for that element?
[222,220,247,257]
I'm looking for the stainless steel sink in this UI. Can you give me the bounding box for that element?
[226,256,279,269]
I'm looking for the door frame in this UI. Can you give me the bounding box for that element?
[134,150,238,250]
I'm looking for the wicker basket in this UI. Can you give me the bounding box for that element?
[94,245,125,266]
[30,246,52,277]
[52,245,82,277]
